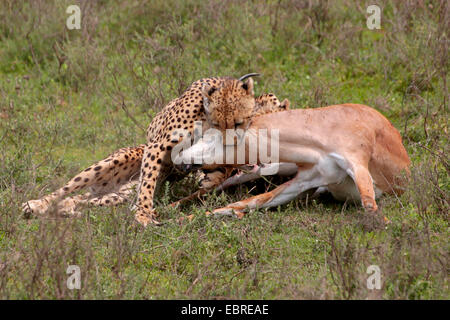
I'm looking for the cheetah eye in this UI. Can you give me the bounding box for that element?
[234,121,244,130]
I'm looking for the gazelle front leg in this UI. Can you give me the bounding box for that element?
[210,164,323,218]
[172,163,298,208]
[216,163,298,191]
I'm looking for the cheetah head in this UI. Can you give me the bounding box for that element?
[201,73,259,135]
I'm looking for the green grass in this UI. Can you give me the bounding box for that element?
[0,0,448,299]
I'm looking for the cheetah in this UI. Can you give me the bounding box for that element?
[22,145,145,218]
[22,74,287,225]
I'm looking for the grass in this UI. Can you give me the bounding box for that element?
[0,0,448,299]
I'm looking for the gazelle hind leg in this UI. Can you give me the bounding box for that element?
[329,153,379,213]
[349,163,378,212]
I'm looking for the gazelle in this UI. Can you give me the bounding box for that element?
[176,101,410,218]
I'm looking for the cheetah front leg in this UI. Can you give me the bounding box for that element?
[134,144,170,226]
[134,128,191,227]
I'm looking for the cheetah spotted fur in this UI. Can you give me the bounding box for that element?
[22,76,286,226]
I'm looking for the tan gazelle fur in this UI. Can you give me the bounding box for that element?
[177,102,411,218]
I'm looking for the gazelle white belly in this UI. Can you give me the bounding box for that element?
[263,152,383,208]
[327,176,361,202]
[314,153,383,202]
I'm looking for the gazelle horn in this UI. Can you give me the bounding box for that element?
[238,73,261,82]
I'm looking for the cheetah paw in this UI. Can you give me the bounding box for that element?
[21,199,50,217]
[198,170,227,190]
[134,209,162,227]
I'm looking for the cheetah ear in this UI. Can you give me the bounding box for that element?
[241,77,254,96]
[201,84,215,114]
[201,84,216,100]
[280,99,290,110]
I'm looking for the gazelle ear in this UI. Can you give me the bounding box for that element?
[280,98,290,110]
[241,77,254,96]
